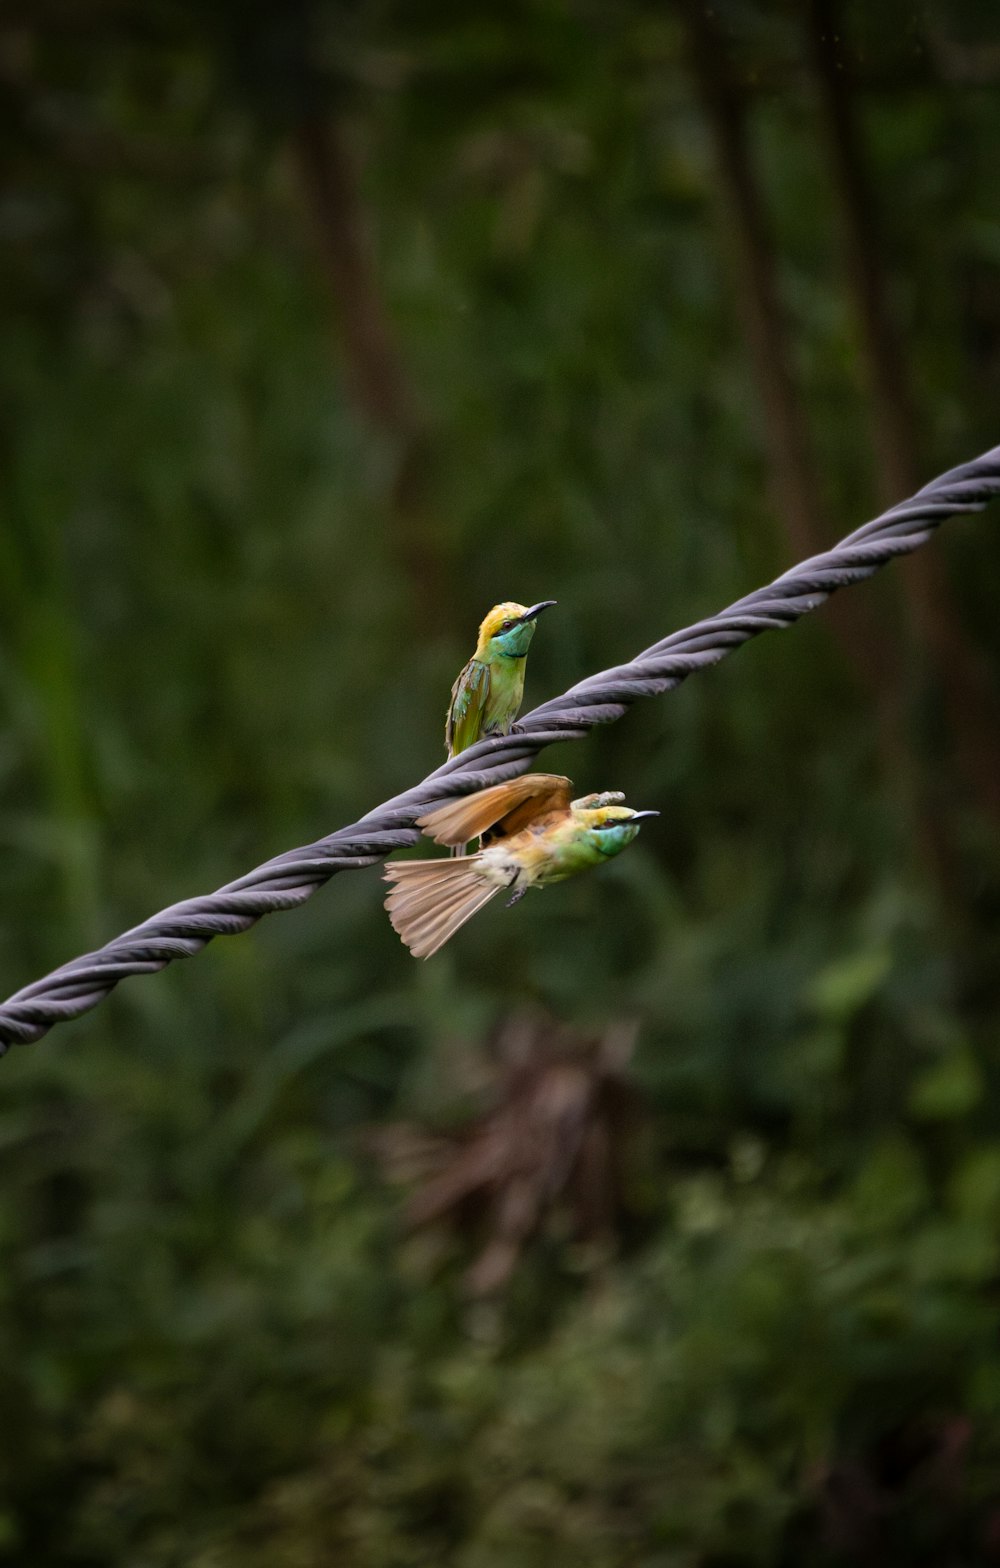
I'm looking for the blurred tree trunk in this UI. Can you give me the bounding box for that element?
[806,0,1000,823]
[674,0,961,891]
[293,115,447,608]
[674,0,899,698]
[805,0,918,504]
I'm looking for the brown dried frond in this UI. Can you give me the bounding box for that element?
[372,1011,645,1297]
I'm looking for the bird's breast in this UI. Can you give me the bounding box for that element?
[478,817,603,888]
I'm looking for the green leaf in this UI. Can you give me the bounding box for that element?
[909,1051,983,1121]
[807,948,891,1022]
[851,1136,927,1232]
[949,1145,1000,1220]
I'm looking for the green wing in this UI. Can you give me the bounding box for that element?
[446,659,491,757]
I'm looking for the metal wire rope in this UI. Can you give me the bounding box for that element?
[2,443,999,1052]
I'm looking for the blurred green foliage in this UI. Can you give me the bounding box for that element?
[2,0,1000,1561]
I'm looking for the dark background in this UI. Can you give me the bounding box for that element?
[3,1,1000,1562]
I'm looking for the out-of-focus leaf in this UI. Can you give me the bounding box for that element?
[808,947,892,1022]
[909,1050,984,1121]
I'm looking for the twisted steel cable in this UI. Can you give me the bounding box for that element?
[2,444,999,1053]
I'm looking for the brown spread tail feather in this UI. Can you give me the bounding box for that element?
[418,773,572,848]
[383,857,500,958]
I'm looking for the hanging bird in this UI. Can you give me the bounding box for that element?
[384,773,658,958]
[445,601,557,759]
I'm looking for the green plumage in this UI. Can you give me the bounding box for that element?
[446,655,525,756]
[383,773,659,958]
[445,599,556,759]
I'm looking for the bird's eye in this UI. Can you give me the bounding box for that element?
[499,620,515,633]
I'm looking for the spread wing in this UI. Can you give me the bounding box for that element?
[445,659,491,758]
[418,774,573,848]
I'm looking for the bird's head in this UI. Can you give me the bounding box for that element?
[572,802,659,858]
[475,600,557,660]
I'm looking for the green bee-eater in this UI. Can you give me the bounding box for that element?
[384,773,658,957]
[445,601,557,758]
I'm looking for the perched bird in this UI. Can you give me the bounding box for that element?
[445,601,557,759]
[384,773,658,958]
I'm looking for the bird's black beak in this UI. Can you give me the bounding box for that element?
[518,600,557,624]
[630,810,660,821]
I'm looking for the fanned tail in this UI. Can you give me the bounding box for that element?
[384,856,500,958]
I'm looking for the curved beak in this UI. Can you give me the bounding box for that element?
[630,810,660,821]
[518,600,557,623]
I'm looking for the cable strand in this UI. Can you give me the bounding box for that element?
[2,442,999,1051]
